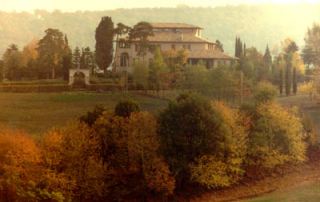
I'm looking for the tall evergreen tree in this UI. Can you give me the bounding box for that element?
[95,16,114,71]
[292,67,297,95]
[72,47,81,69]
[263,45,272,69]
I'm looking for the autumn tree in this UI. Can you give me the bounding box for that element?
[95,16,114,71]
[247,102,306,170]
[93,111,174,200]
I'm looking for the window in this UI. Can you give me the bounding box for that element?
[188,44,191,50]
[119,40,130,48]
[120,53,129,67]
[171,44,176,50]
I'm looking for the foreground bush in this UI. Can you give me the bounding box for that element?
[42,123,105,201]
[247,102,306,169]
[93,111,175,200]
[159,94,248,188]
[0,128,70,202]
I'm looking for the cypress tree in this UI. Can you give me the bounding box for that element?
[285,61,291,96]
[293,67,297,95]
[95,16,114,71]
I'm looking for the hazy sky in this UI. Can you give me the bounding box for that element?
[1,0,320,12]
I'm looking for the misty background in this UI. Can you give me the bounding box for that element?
[0,3,319,55]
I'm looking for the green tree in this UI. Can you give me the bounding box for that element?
[149,47,169,92]
[132,61,149,89]
[129,21,154,59]
[80,47,95,71]
[62,53,72,81]
[72,47,81,69]
[2,44,23,80]
[159,94,247,188]
[114,100,140,117]
[37,28,69,79]
[215,40,224,52]
[263,45,272,73]
[253,82,277,104]
[282,39,299,96]
[303,23,320,68]
[95,16,114,71]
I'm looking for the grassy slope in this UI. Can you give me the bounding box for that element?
[246,182,320,202]
[0,92,168,135]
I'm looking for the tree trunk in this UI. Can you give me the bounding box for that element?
[52,67,55,79]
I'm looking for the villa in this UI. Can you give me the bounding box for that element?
[113,22,236,73]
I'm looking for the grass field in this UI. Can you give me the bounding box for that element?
[0,92,168,135]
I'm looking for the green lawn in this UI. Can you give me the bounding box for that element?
[0,92,168,135]
[245,182,320,202]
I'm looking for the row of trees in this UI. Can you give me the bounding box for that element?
[0,85,312,201]
[1,30,98,81]
[1,29,71,80]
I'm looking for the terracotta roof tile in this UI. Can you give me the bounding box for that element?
[147,32,210,43]
[150,23,202,29]
[188,50,236,60]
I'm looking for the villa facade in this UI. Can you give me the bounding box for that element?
[113,23,236,73]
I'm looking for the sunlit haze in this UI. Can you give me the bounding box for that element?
[1,0,320,12]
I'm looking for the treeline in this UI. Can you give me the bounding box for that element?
[0,86,316,201]
[0,29,95,81]
[0,5,320,55]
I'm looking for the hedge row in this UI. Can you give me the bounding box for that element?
[0,85,71,93]
[0,84,125,93]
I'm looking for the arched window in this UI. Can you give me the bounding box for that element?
[120,52,129,67]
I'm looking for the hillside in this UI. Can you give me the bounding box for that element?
[0,4,319,56]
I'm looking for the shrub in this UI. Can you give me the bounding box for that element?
[114,99,140,117]
[159,94,247,189]
[80,105,106,126]
[248,102,306,169]
[253,82,277,104]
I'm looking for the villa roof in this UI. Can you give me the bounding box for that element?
[150,23,202,29]
[147,32,211,43]
[188,49,236,60]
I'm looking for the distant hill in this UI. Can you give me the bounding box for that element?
[0,4,319,56]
